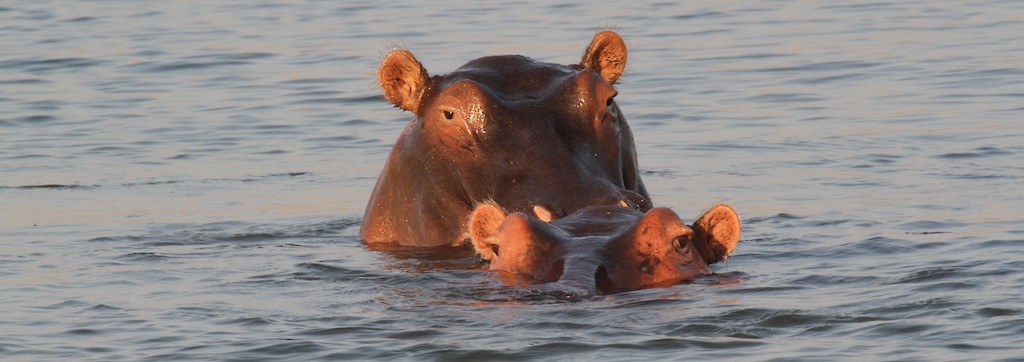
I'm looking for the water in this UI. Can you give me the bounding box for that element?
[2,0,1023,360]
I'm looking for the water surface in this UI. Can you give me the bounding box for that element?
[2,1,1023,360]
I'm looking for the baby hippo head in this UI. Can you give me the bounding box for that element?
[468,202,741,294]
[599,205,740,292]
[469,203,568,283]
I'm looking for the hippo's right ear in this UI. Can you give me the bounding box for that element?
[692,204,742,264]
[379,50,429,112]
[580,30,628,84]
[469,203,507,260]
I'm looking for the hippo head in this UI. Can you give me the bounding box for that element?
[468,203,741,295]
[363,31,653,247]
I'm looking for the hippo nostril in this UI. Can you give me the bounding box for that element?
[638,258,654,274]
[672,236,689,251]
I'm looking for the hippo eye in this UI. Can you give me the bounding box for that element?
[605,90,618,107]
[442,110,454,120]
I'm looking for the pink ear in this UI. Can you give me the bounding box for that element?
[580,31,628,84]
[468,203,507,260]
[379,50,429,112]
[692,204,742,264]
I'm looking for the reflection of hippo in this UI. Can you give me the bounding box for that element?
[469,203,741,295]
[362,31,652,247]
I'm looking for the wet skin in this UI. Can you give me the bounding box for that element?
[362,31,652,248]
[469,203,742,295]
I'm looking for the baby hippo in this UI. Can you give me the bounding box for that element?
[469,203,741,295]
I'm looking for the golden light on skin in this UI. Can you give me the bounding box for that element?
[533,205,554,222]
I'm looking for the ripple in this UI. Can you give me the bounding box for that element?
[893,266,964,284]
[864,297,962,317]
[85,304,123,312]
[289,95,380,105]
[219,316,275,326]
[296,326,382,336]
[936,146,1014,159]
[116,252,173,262]
[305,135,359,143]
[788,274,884,285]
[748,60,882,73]
[151,60,251,72]
[243,341,325,356]
[64,328,101,336]
[1,114,57,125]
[899,220,964,232]
[744,93,824,103]
[851,236,919,256]
[0,78,49,85]
[790,72,870,85]
[976,307,1019,318]
[856,321,938,338]
[0,57,104,72]
[0,184,99,190]
[39,299,92,310]
[0,172,319,191]
[279,77,344,85]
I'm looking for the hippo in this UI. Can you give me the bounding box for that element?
[468,203,741,295]
[362,31,652,248]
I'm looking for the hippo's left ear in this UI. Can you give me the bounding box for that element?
[379,50,430,112]
[580,30,628,84]
[468,203,507,260]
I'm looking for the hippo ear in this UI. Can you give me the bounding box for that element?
[692,204,742,264]
[468,203,507,260]
[379,50,430,112]
[580,30,628,84]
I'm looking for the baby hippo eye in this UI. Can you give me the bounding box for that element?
[442,110,454,120]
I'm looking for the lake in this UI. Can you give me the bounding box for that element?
[2,0,1023,360]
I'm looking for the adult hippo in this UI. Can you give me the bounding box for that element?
[468,203,741,295]
[362,31,652,248]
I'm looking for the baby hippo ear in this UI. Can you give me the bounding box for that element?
[691,204,742,264]
[379,50,429,112]
[468,203,507,260]
[580,30,628,84]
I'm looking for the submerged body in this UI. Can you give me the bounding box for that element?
[362,31,650,248]
[469,203,742,295]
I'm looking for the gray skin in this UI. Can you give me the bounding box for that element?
[469,203,742,296]
[362,31,652,248]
